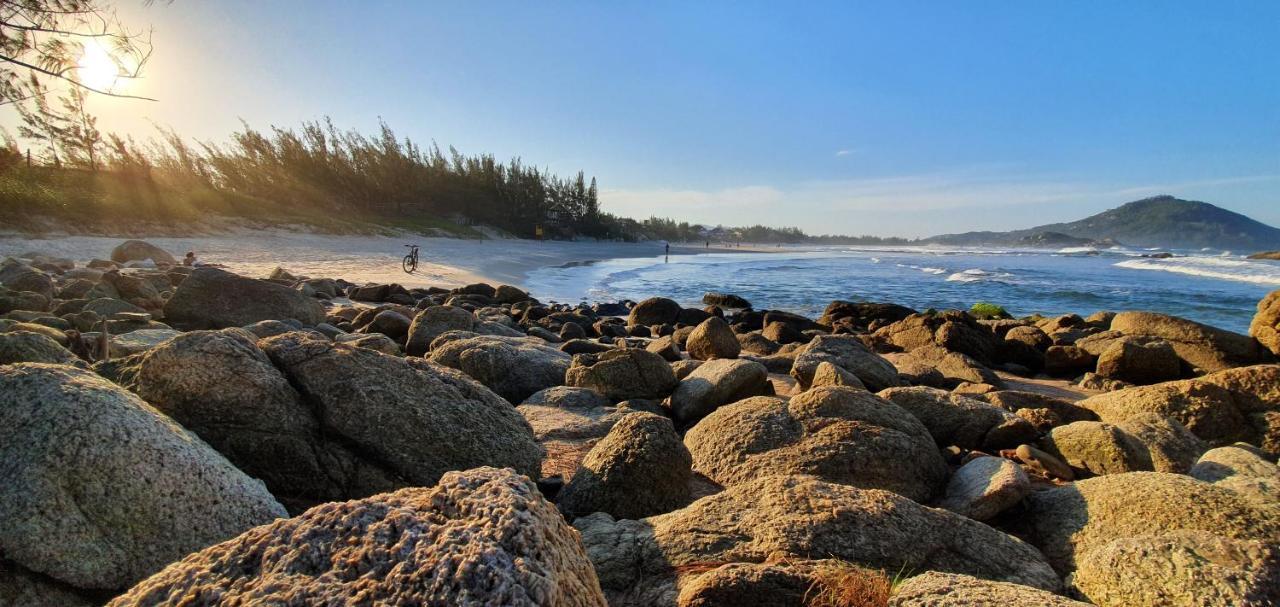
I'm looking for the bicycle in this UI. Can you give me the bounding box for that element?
[402,244,420,274]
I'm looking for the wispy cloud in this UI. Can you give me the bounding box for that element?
[834,149,854,157]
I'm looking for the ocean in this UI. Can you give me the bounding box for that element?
[525,246,1280,334]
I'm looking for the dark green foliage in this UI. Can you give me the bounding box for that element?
[969,302,1010,319]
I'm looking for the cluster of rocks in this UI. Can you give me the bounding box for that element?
[1,240,1278,606]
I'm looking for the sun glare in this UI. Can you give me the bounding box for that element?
[77,40,119,91]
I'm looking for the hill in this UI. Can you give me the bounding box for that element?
[926,196,1280,250]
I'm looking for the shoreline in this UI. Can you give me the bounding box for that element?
[0,228,771,290]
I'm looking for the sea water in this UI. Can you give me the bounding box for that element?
[525,246,1280,334]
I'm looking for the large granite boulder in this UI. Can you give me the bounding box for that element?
[163,267,325,329]
[110,468,608,607]
[684,387,947,502]
[1110,311,1267,373]
[0,259,53,299]
[1250,289,1280,357]
[790,334,900,391]
[1078,364,1280,456]
[558,412,693,520]
[1190,444,1280,506]
[669,358,770,426]
[1072,531,1280,607]
[1022,472,1280,575]
[887,345,1003,390]
[565,348,678,402]
[260,332,543,490]
[1095,336,1182,384]
[878,386,1037,451]
[0,363,286,596]
[890,572,1089,606]
[0,330,85,367]
[518,388,632,481]
[628,297,681,326]
[428,332,572,402]
[574,475,1061,606]
[112,328,340,511]
[685,316,741,360]
[405,304,474,355]
[109,240,177,265]
[939,456,1030,521]
[873,311,1000,365]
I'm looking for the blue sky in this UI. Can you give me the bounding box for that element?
[10,1,1279,237]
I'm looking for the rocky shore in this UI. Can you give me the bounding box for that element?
[2,239,1279,606]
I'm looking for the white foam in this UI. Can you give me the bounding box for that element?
[945,268,1015,283]
[1057,246,1098,254]
[1114,257,1280,286]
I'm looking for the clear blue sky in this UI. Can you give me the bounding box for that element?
[11,1,1280,237]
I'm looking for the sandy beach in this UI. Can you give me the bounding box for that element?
[0,229,766,290]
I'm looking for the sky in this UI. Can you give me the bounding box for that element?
[5,1,1279,237]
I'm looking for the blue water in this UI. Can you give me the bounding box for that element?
[524,246,1280,334]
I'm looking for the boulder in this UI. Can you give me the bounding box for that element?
[878,386,1037,451]
[1022,472,1280,574]
[888,345,1003,389]
[1078,364,1280,456]
[1110,310,1267,373]
[1042,421,1150,476]
[565,348,678,402]
[819,300,916,329]
[524,385,612,410]
[702,292,751,309]
[809,360,866,390]
[1073,531,1280,607]
[1115,412,1207,474]
[109,468,608,607]
[1044,345,1095,376]
[790,334,900,391]
[113,329,344,511]
[518,390,631,481]
[259,332,543,488]
[761,320,806,345]
[558,412,692,520]
[975,390,1097,433]
[669,358,771,426]
[677,558,884,607]
[684,387,947,502]
[108,328,181,357]
[1015,444,1075,480]
[428,333,572,403]
[163,267,325,329]
[574,475,1061,606]
[1095,336,1182,384]
[629,297,681,326]
[939,456,1030,521]
[109,240,176,265]
[1190,444,1280,506]
[736,331,780,356]
[874,311,1000,365]
[686,317,740,360]
[0,260,53,298]
[334,332,402,355]
[1250,289,1280,357]
[363,309,411,341]
[0,330,85,367]
[494,284,530,304]
[645,335,682,361]
[405,304,474,355]
[0,363,286,595]
[889,572,1090,606]
[83,297,145,317]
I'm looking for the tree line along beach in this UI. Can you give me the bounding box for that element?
[1,236,1278,606]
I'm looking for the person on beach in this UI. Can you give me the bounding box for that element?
[183,251,199,266]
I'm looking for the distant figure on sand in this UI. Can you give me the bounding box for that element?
[183,251,200,267]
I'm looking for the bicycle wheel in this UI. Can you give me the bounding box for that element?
[402,254,416,273]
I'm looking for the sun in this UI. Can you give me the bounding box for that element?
[77,40,119,91]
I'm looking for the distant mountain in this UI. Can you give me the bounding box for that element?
[925,195,1280,250]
